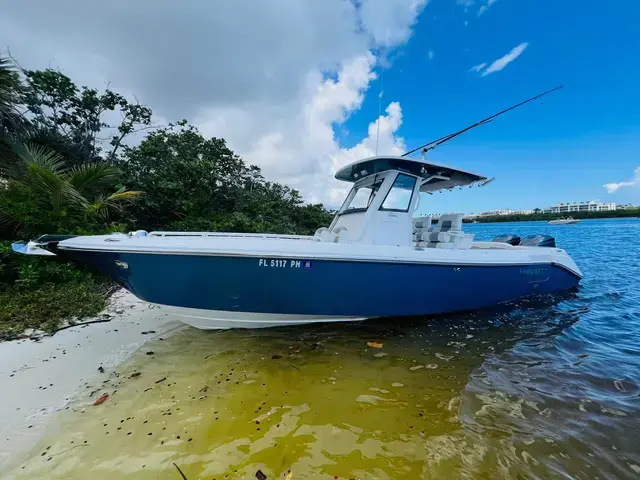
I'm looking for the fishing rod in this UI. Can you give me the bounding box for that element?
[402,84,564,158]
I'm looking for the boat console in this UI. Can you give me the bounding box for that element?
[320,156,488,249]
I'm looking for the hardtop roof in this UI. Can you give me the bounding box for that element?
[334,155,489,192]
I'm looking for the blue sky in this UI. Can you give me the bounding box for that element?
[345,0,640,213]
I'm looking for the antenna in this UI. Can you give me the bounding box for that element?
[375,68,384,156]
[402,85,564,158]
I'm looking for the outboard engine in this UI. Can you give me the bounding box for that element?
[492,234,521,246]
[520,234,556,248]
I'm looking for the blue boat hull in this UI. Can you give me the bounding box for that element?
[66,250,580,318]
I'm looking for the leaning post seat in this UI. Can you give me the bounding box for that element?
[412,216,432,244]
[414,213,474,249]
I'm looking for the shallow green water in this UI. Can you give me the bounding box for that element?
[9,309,632,479]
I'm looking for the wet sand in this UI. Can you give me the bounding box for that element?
[0,290,182,472]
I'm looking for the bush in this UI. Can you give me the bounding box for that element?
[0,240,92,290]
[167,217,217,232]
[0,240,113,339]
[14,260,91,289]
[0,279,109,340]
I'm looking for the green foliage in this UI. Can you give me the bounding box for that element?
[14,258,91,289]
[0,240,109,339]
[22,68,153,163]
[120,123,333,234]
[0,240,91,290]
[0,142,139,237]
[0,240,16,286]
[0,279,109,340]
[120,122,249,227]
[0,54,26,137]
[167,217,217,232]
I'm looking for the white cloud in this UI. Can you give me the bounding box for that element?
[478,0,498,16]
[0,0,428,207]
[469,62,487,73]
[469,42,529,76]
[482,42,529,76]
[428,49,435,60]
[197,54,406,205]
[603,167,640,193]
[359,0,429,47]
[457,0,474,13]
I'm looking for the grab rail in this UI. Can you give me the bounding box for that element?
[148,231,313,241]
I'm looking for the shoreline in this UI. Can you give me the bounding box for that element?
[467,214,640,224]
[0,290,183,472]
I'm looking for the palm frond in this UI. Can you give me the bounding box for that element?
[106,187,142,202]
[88,187,141,220]
[11,142,68,176]
[0,204,14,226]
[65,163,121,194]
[0,55,21,109]
[25,163,80,209]
[7,142,87,210]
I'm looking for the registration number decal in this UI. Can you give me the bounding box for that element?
[258,259,312,269]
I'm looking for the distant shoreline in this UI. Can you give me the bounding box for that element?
[467,209,640,223]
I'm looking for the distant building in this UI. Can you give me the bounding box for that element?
[458,201,623,218]
[619,203,637,210]
[464,208,532,218]
[543,201,616,214]
[478,209,513,217]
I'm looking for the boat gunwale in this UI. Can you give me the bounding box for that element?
[58,244,583,279]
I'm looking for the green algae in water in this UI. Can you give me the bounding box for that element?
[9,312,639,479]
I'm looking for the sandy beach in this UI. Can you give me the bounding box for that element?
[0,290,183,472]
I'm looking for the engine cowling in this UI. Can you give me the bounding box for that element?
[492,234,521,246]
[520,234,556,248]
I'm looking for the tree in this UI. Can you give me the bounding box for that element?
[0,55,25,138]
[120,122,333,234]
[0,54,31,166]
[22,68,153,165]
[0,142,139,237]
[120,122,255,228]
